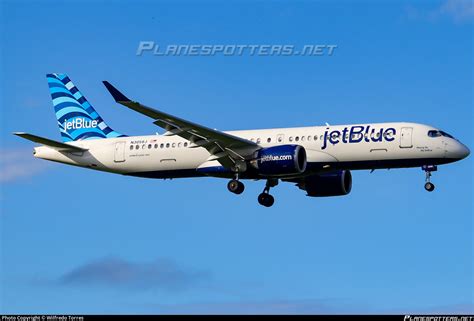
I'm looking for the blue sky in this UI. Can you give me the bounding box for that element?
[0,0,472,314]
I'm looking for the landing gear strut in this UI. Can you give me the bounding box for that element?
[227,172,245,195]
[258,179,278,207]
[422,165,437,192]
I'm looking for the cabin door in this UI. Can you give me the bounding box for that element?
[114,142,126,162]
[400,127,413,148]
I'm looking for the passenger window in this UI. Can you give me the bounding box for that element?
[301,136,305,141]
[320,135,323,140]
[184,142,188,147]
[178,142,181,147]
[267,138,271,143]
[172,143,176,148]
[289,137,293,142]
[277,136,283,143]
[166,143,170,148]
[256,138,261,144]
[295,136,299,142]
[130,145,133,150]
[148,144,152,149]
[135,145,140,150]
[160,143,164,148]
[154,144,158,149]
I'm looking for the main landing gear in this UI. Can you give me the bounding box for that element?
[227,178,245,194]
[226,171,278,207]
[227,163,246,195]
[258,179,278,208]
[422,165,437,192]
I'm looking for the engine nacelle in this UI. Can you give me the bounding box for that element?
[254,145,307,176]
[302,170,352,197]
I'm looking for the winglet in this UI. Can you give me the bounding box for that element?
[102,81,131,102]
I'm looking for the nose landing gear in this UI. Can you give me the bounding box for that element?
[424,181,435,192]
[422,165,437,192]
[258,179,278,207]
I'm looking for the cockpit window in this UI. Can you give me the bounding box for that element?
[428,130,442,137]
[428,130,455,139]
[439,131,454,139]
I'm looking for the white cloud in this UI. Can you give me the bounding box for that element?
[0,149,49,183]
[437,0,474,22]
[405,0,474,23]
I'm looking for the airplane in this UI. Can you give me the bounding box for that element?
[14,73,470,207]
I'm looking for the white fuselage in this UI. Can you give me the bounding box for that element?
[33,122,469,179]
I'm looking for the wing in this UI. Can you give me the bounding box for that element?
[103,81,259,168]
[13,132,88,152]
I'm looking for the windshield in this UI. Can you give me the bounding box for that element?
[428,130,455,139]
[439,130,454,139]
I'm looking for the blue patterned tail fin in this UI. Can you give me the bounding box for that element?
[47,73,125,142]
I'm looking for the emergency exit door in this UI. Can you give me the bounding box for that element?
[114,142,126,162]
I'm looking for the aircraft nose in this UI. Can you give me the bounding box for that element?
[450,142,470,160]
[462,144,471,159]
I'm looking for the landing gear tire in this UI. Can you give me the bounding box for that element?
[258,193,274,207]
[424,182,435,192]
[227,179,245,194]
[422,165,437,193]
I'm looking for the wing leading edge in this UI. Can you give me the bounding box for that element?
[103,81,259,168]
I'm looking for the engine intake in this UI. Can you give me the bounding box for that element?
[302,170,352,197]
[254,145,307,176]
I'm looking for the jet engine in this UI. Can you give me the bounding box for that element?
[301,170,352,197]
[253,145,307,176]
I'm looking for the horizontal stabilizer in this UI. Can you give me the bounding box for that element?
[13,132,88,152]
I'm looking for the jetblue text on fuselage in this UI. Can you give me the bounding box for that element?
[321,125,396,150]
